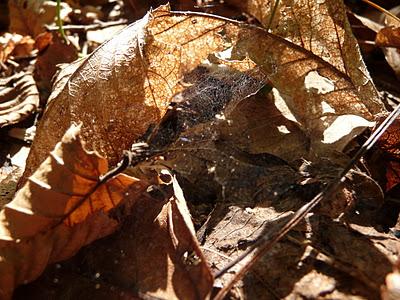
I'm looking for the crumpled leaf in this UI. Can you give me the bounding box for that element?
[0,33,34,63]
[237,0,379,101]
[23,3,383,186]
[376,26,400,48]
[0,72,39,128]
[17,175,214,300]
[375,116,400,191]
[21,5,234,185]
[0,124,147,299]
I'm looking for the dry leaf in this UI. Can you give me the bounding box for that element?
[0,124,147,299]
[34,32,78,92]
[202,204,397,299]
[374,116,400,191]
[375,26,400,80]
[0,33,34,63]
[222,0,383,152]
[20,5,243,185]
[238,0,378,100]
[8,0,71,37]
[218,88,309,161]
[23,4,383,186]
[20,175,214,299]
[376,26,400,48]
[0,72,39,128]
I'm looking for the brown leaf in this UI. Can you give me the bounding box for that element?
[376,26,400,48]
[202,205,397,299]
[218,89,309,161]
[22,4,384,186]
[373,116,400,191]
[0,72,39,128]
[374,26,400,79]
[34,33,78,92]
[0,124,147,298]
[239,0,379,101]
[375,117,400,160]
[0,33,34,63]
[8,0,71,37]
[21,5,232,186]
[20,176,214,299]
[232,26,381,154]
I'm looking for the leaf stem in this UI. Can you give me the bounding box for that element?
[56,0,68,43]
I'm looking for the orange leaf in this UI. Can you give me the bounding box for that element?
[0,124,147,298]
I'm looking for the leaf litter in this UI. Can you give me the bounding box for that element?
[0,0,399,299]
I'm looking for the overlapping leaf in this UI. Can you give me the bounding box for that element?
[0,72,39,128]
[0,124,148,299]
[16,176,214,299]
[23,4,385,187]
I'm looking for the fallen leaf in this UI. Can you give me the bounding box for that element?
[237,0,379,102]
[34,32,78,92]
[0,33,34,63]
[8,0,72,37]
[0,72,39,128]
[218,88,309,161]
[375,26,400,80]
[376,26,400,48]
[20,5,245,185]
[17,175,214,299]
[22,3,384,187]
[0,123,148,298]
[374,116,400,191]
[202,205,397,299]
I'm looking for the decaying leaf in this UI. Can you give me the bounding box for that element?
[0,2,396,299]
[17,175,214,299]
[0,124,147,299]
[21,5,234,185]
[0,72,39,128]
[23,3,384,187]
[202,203,397,299]
[375,116,400,191]
[238,0,379,101]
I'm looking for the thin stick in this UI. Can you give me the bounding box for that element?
[361,0,400,25]
[266,0,280,31]
[213,104,400,300]
[45,20,129,32]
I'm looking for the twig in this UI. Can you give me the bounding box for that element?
[361,0,400,25]
[45,20,129,32]
[213,104,400,300]
[266,0,280,31]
